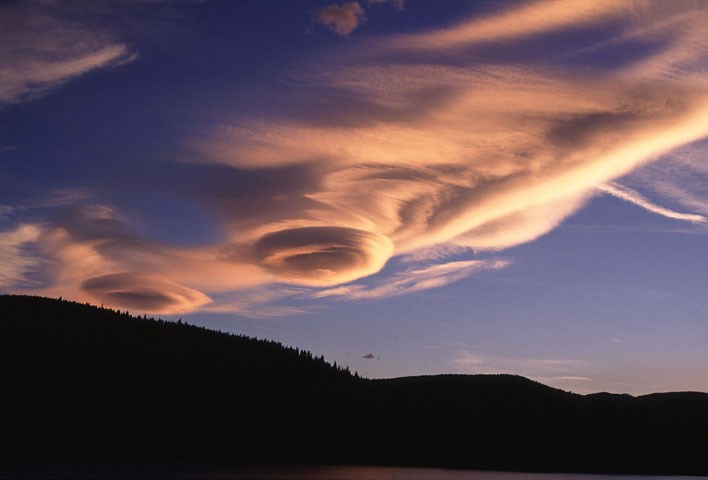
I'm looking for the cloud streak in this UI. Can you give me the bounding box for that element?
[383,0,628,52]
[598,182,708,224]
[616,141,708,222]
[0,2,136,105]
[315,259,508,300]
[453,350,582,376]
[0,224,42,288]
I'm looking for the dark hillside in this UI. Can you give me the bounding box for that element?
[1,295,355,463]
[2,295,708,475]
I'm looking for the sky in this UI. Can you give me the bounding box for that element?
[2,0,708,395]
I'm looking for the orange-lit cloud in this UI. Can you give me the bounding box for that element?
[316,2,366,37]
[4,0,708,315]
[81,272,211,314]
[254,226,393,287]
[194,70,708,272]
[1,204,272,313]
[383,0,629,52]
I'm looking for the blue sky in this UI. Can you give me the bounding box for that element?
[2,0,708,394]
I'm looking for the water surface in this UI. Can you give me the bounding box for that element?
[200,465,706,480]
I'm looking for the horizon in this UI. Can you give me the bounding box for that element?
[2,0,708,396]
[6,292,704,398]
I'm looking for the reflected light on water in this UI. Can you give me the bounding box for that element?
[207,465,694,480]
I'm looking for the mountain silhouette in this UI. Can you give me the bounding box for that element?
[2,294,707,476]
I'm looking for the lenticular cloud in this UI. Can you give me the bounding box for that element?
[81,272,211,314]
[194,0,708,289]
[253,226,393,287]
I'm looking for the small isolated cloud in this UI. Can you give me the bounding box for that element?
[361,353,375,359]
[316,2,366,36]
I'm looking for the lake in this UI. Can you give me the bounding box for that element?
[188,465,707,480]
[5,464,706,479]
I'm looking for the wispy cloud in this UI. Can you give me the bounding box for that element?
[315,259,509,300]
[367,0,404,11]
[616,141,708,220]
[454,350,582,374]
[0,2,137,105]
[598,182,708,224]
[383,0,627,51]
[315,2,366,37]
[0,224,42,288]
[200,288,309,318]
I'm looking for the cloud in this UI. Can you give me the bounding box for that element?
[453,350,582,376]
[315,259,508,299]
[253,226,393,286]
[186,2,708,311]
[31,188,93,208]
[5,0,708,314]
[0,2,137,105]
[200,288,309,318]
[619,8,708,82]
[195,61,708,262]
[0,224,42,288]
[0,204,247,312]
[361,353,375,359]
[367,0,404,11]
[548,376,593,382]
[2,189,93,216]
[401,244,472,263]
[598,182,708,224]
[383,0,628,51]
[614,141,708,219]
[316,2,366,36]
[81,272,211,314]
[648,180,708,216]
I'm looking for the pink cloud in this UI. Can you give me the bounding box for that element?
[316,2,366,36]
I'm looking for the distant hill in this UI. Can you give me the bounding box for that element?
[2,295,708,476]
